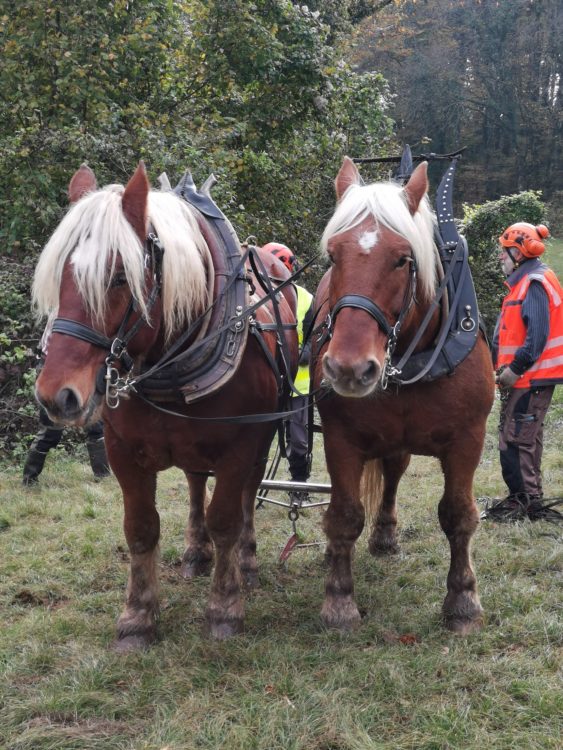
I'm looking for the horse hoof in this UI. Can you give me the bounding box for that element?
[207,616,244,640]
[180,558,213,578]
[368,537,400,556]
[112,634,153,653]
[445,615,484,635]
[320,600,362,631]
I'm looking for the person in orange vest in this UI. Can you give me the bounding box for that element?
[487,222,563,520]
[263,243,314,496]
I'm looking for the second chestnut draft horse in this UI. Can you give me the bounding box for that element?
[312,158,494,634]
[33,163,298,650]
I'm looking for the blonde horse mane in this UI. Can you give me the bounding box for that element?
[320,179,439,300]
[33,186,213,340]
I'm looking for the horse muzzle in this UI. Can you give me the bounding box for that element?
[322,352,381,398]
[35,382,102,427]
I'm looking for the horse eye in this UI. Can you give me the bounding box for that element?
[110,272,128,288]
[395,256,409,269]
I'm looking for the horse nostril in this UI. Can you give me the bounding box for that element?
[323,354,342,382]
[357,359,379,386]
[55,388,82,417]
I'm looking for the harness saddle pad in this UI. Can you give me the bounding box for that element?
[137,184,249,403]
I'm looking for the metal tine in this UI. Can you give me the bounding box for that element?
[157,172,172,191]
[200,173,218,195]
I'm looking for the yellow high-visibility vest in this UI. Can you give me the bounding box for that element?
[294,284,313,393]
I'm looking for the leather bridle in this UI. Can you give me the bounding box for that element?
[323,256,418,389]
[50,233,164,408]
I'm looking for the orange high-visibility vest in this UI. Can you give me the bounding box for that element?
[497,266,563,388]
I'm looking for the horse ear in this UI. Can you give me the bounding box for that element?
[122,161,149,240]
[68,164,97,204]
[335,156,360,201]
[403,161,428,215]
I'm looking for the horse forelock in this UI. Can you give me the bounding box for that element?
[320,181,438,300]
[33,186,211,340]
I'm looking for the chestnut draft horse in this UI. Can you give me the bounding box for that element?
[33,163,297,650]
[312,158,494,634]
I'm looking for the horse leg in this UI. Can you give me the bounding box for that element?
[181,472,213,578]
[321,441,365,631]
[368,453,411,556]
[205,465,247,640]
[113,469,160,652]
[438,445,484,634]
[239,460,267,589]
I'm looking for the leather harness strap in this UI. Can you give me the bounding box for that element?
[331,294,392,336]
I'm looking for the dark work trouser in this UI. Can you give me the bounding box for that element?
[285,394,310,482]
[23,408,108,483]
[498,385,554,498]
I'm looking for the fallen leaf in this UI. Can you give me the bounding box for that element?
[398,633,420,645]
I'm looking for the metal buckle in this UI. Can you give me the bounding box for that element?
[104,358,134,409]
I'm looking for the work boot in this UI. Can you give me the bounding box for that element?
[22,448,48,486]
[86,439,110,479]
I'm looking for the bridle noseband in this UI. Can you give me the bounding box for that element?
[50,233,164,408]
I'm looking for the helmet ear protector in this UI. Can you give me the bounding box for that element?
[499,223,550,258]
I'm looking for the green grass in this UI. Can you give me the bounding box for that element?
[1,399,562,750]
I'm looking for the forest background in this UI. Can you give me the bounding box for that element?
[1,0,562,457]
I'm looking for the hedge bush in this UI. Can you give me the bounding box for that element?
[461,191,547,337]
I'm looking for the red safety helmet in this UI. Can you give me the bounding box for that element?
[499,223,550,258]
[262,242,296,272]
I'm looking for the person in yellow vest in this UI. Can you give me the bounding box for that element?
[262,243,314,488]
[486,223,563,521]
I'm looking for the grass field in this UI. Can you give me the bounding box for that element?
[1,384,561,750]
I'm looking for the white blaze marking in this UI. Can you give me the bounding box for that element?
[358,230,378,254]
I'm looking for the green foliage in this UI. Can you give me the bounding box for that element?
[0,0,392,260]
[0,258,40,457]
[462,191,547,335]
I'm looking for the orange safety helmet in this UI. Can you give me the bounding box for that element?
[262,242,296,272]
[499,223,550,258]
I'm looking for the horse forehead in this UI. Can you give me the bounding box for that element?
[331,221,403,257]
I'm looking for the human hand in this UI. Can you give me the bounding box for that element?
[496,366,519,388]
